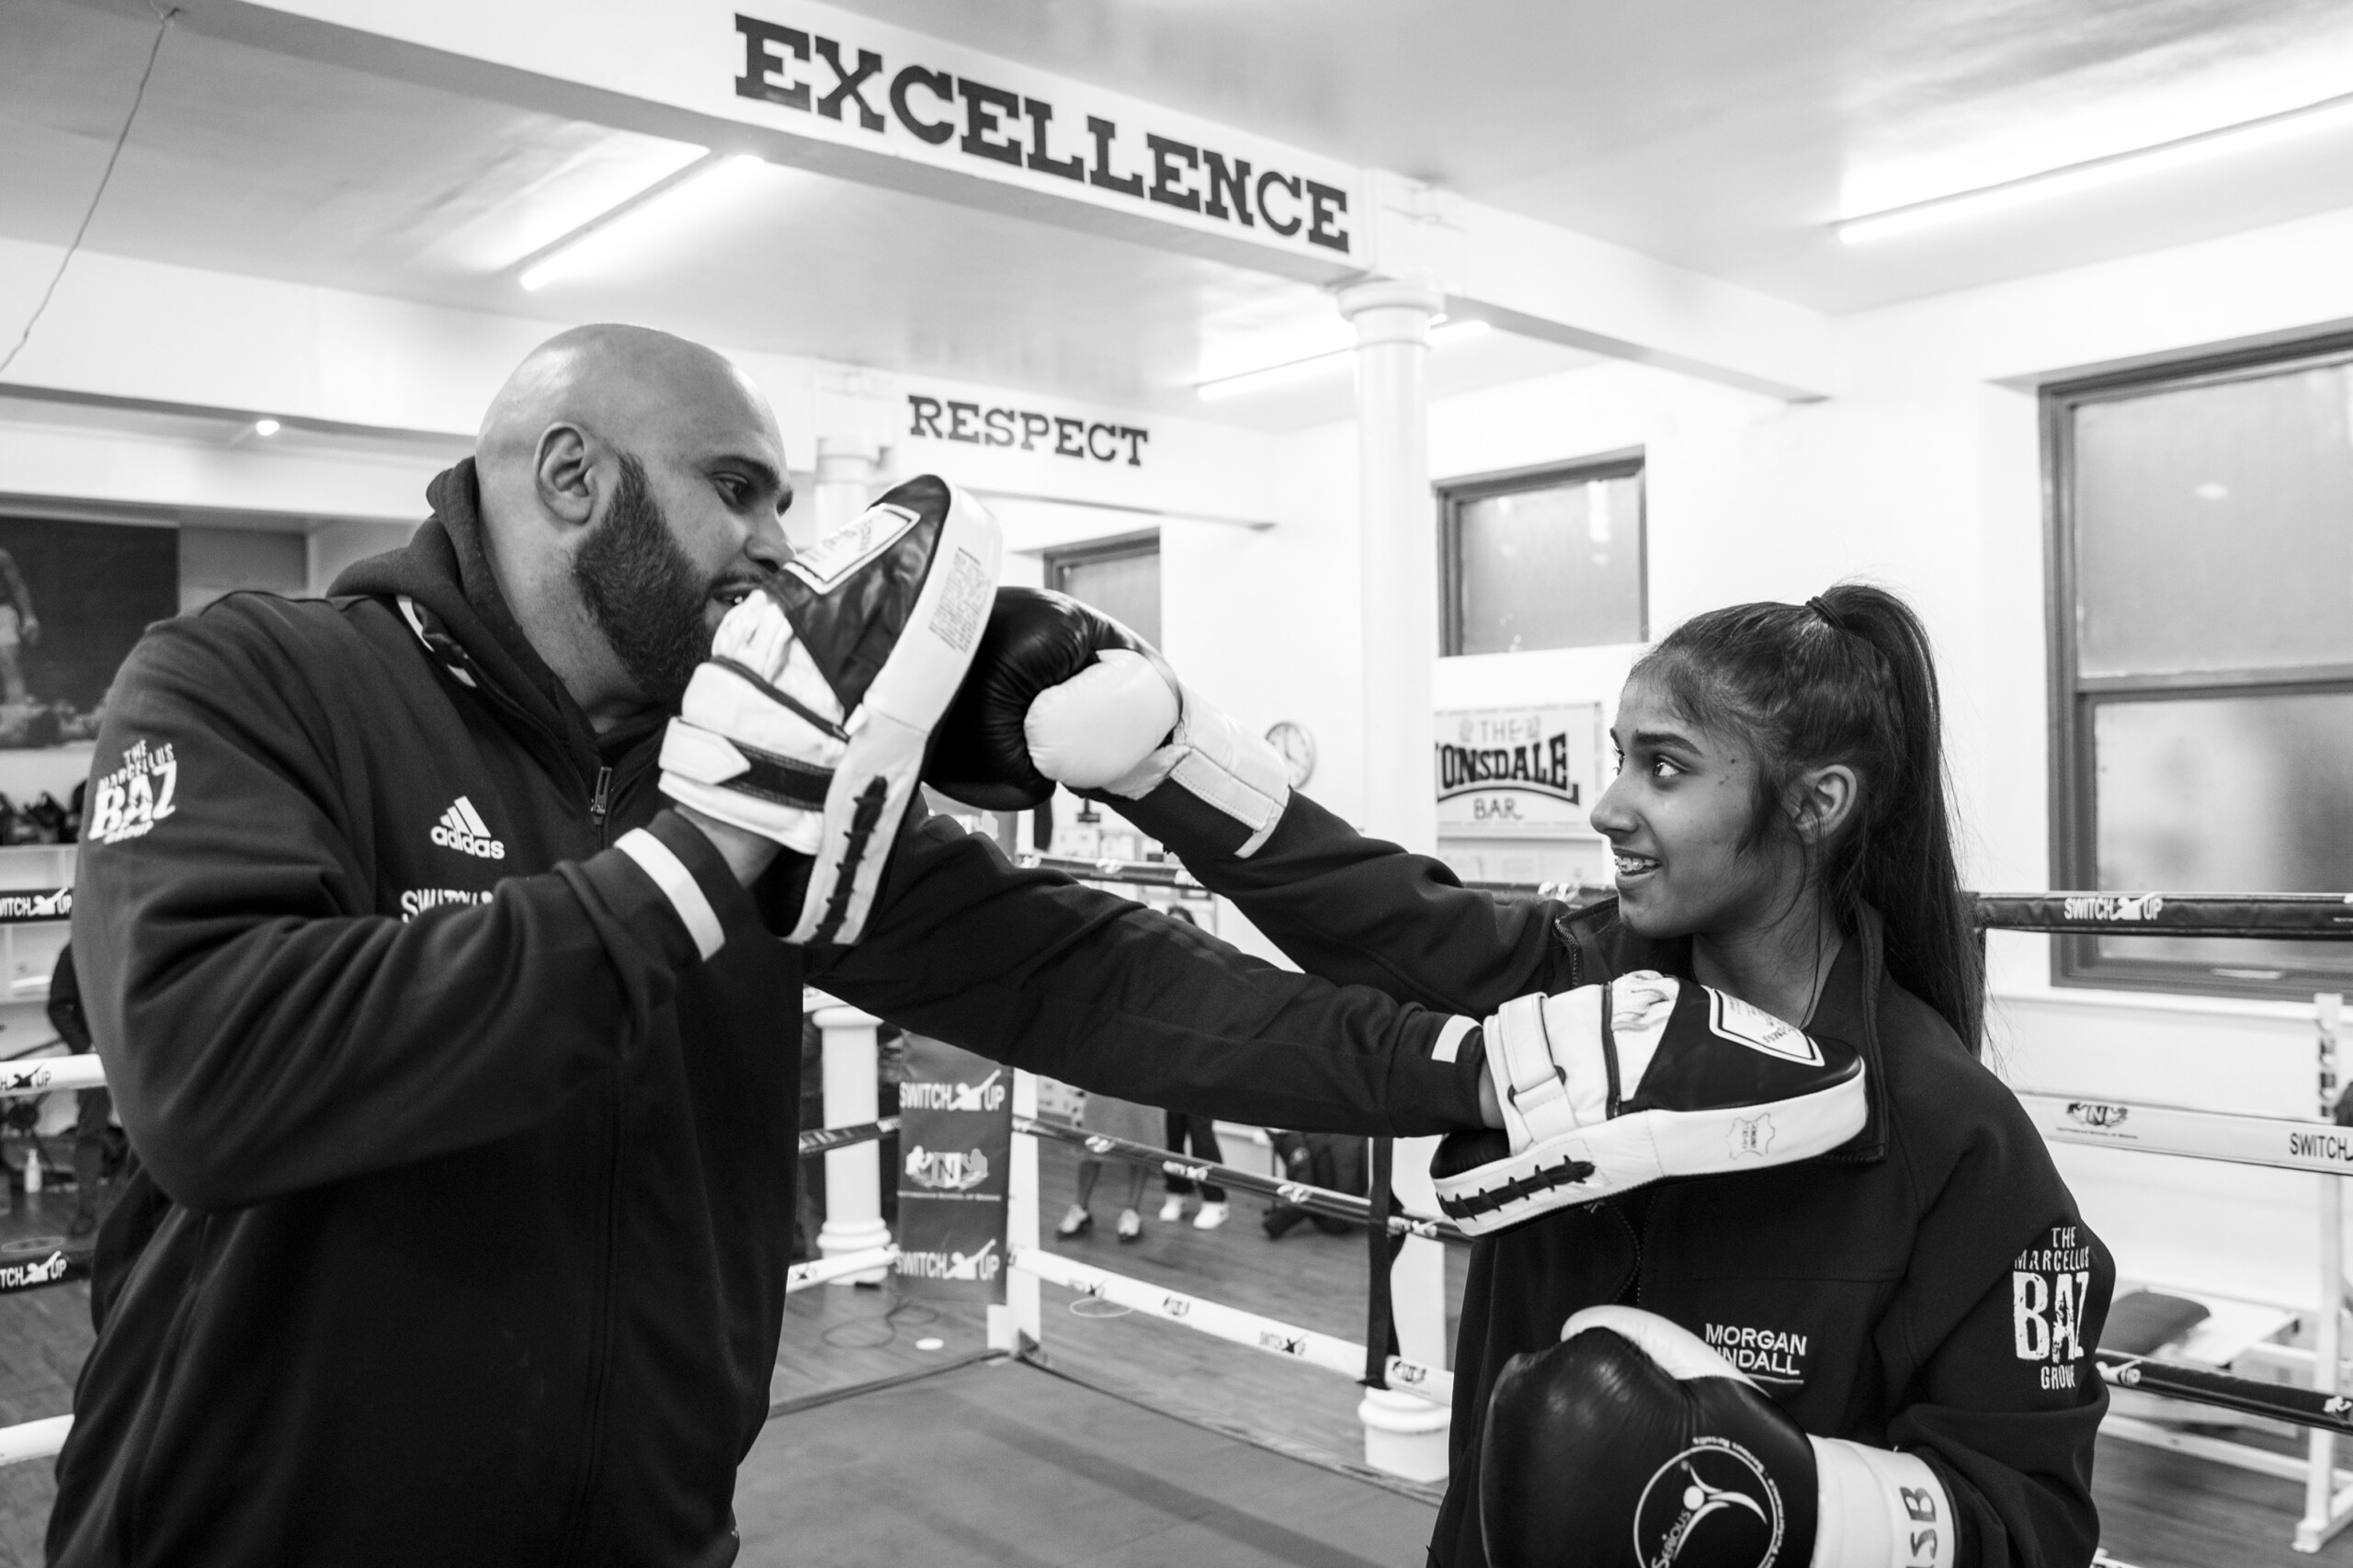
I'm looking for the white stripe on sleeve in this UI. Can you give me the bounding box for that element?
[1432,1014,1479,1064]
[616,828,726,961]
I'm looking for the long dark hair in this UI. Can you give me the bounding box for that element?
[1630,583,1983,1052]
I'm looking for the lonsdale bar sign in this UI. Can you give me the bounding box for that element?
[1436,704,1603,838]
[730,6,1356,263]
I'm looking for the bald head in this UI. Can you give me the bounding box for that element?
[469,324,795,731]
[478,324,779,486]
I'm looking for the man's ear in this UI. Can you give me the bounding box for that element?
[533,424,599,528]
[1790,763,1857,846]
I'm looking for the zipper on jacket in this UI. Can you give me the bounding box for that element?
[588,765,612,832]
[1608,1199,1644,1307]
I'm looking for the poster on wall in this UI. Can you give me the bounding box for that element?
[1435,703,1605,837]
[0,517,177,749]
[892,1033,1011,1304]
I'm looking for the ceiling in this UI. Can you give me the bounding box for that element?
[5,0,2353,430]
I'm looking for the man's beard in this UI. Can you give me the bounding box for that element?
[574,453,712,710]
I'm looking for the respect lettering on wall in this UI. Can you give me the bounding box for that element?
[906,393,1148,467]
[733,10,1351,256]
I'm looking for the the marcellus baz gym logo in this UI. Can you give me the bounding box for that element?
[87,738,177,846]
[2012,1223,2096,1392]
[1631,1437,1786,1567]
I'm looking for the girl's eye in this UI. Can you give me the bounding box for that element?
[1650,756,1683,780]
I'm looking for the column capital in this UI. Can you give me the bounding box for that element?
[1335,276,1446,330]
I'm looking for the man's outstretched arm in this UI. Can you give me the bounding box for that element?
[800,814,1494,1138]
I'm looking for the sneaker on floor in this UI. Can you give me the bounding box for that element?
[1116,1208,1143,1242]
[1055,1204,1093,1239]
[1156,1195,1186,1222]
[1192,1201,1230,1232]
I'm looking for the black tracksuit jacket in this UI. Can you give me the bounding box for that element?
[1115,785,2114,1568]
[48,463,1487,1567]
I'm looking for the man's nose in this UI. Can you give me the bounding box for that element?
[743,516,792,574]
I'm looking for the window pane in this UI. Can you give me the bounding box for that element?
[2075,363,2353,677]
[2092,691,2353,975]
[1452,474,1643,655]
[1054,549,1160,647]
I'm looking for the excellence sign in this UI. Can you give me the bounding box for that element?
[1435,705,1603,838]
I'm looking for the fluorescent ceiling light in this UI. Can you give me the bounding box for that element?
[517,153,767,291]
[1838,90,2353,244]
[1196,318,1490,402]
[251,417,280,437]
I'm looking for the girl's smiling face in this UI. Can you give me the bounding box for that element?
[1590,676,1797,941]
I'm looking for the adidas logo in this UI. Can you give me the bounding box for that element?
[429,796,506,860]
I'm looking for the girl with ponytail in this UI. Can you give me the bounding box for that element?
[1608,582,1982,1052]
[1095,581,2113,1568]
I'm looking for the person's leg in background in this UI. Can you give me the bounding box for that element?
[1115,1162,1148,1242]
[1262,1130,1313,1239]
[1059,1157,1102,1238]
[1307,1134,1369,1236]
[1178,1112,1230,1231]
[1158,1108,1193,1222]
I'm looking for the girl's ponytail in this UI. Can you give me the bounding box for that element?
[1808,585,1982,1051]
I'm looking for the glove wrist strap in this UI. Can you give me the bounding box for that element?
[1103,682,1289,856]
[1808,1437,1955,1568]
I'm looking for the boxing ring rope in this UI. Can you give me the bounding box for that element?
[1011,1241,1453,1408]
[1013,1114,1471,1245]
[0,889,69,925]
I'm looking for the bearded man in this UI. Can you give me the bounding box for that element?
[50,325,1510,1567]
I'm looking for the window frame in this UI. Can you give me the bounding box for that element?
[1438,450,1646,658]
[2044,331,2353,999]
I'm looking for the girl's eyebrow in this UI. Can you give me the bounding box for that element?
[1630,727,1701,751]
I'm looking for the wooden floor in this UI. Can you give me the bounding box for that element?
[0,1154,2349,1565]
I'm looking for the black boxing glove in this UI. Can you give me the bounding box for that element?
[1482,1306,1955,1568]
[926,587,1290,855]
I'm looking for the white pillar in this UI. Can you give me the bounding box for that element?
[1337,277,1444,854]
[1337,275,1452,1483]
[990,1069,1043,1354]
[814,1002,892,1284]
[805,435,879,550]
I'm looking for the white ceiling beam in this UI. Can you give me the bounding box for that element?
[165,0,1832,399]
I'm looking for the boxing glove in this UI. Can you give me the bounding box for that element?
[1482,1306,1954,1568]
[926,587,1290,856]
[660,476,1001,944]
[1429,971,1866,1236]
